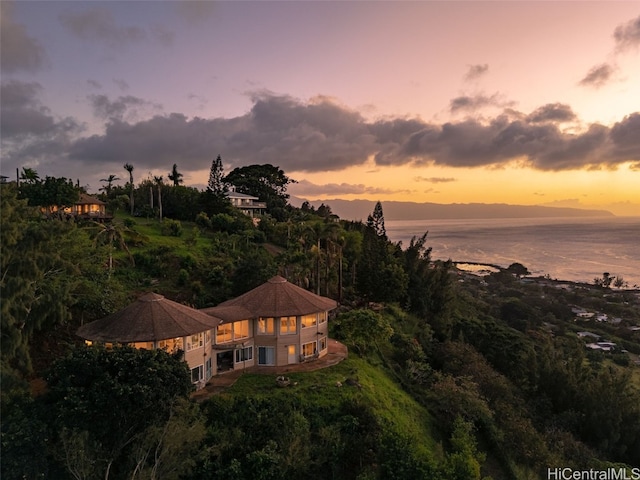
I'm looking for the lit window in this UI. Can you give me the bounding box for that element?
[280,316,297,335]
[216,324,232,343]
[258,317,275,334]
[187,333,204,351]
[234,320,249,339]
[205,330,211,344]
[301,314,317,328]
[318,311,327,323]
[302,342,316,357]
[318,336,327,351]
[158,337,183,353]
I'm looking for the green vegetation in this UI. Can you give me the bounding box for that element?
[194,356,446,479]
[2,166,640,480]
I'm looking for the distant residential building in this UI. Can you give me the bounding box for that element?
[577,331,600,340]
[47,193,112,221]
[586,341,617,352]
[226,189,266,217]
[71,193,111,220]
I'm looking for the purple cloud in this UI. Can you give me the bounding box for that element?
[614,14,640,52]
[464,64,489,81]
[579,63,616,88]
[0,2,47,73]
[3,90,639,191]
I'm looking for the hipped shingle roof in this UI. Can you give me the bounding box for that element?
[200,305,254,323]
[77,292,222,343]
[76,193,105,205]
[214,275,337,318]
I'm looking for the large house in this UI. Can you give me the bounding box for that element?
[202,275,337,373]
[76,292,223,385]
[76,276,338,387]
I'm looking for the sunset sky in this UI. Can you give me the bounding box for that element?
[2,1,639,215]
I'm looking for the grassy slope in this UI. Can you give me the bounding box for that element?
[118,215,203,256]
[220,355,443,463]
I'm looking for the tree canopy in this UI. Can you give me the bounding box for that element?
[42,346,195,479]
[224,164,295,220]
[201,155,232,216]
[1,183,89,372]
[367,201,386,238]
[18,176,80,216]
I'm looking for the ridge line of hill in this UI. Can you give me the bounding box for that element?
[290,197,615,221]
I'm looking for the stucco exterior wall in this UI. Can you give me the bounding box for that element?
[209,310,332,373]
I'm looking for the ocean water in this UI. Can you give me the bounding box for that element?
[385,216,640,288]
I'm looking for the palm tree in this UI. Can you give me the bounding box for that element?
[20,167,40,184]
[153,175,163,221]
[123,163,134,215]
[91,221,135,279]
[167,164,183,186]
[99,174,120,197]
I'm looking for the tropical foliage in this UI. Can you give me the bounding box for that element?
[2,165,640,480]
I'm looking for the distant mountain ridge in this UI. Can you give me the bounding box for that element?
[290,197,615,221]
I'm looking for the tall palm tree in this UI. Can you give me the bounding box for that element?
[167,164,183,186]
[20,167,40,184]
[99,174,120,197]
[123,163,134,215]
[153,175,163,221]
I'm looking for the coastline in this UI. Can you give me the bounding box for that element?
[387,216,640,288]
[452,261,640,293]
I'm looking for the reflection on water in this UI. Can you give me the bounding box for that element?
[386,216,640,287]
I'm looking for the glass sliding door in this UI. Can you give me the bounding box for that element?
[258,346,275,365]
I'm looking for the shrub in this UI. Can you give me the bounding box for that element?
[161,218,182,237]
[184,227,199,246]
[333,309,393,355]
[177,269,189,286]
[195,212,211,229]
[210,213,235,233]
[181,254,196,271]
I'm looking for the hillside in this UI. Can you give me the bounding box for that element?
[3,182,639,480]
[291,197,614,221]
